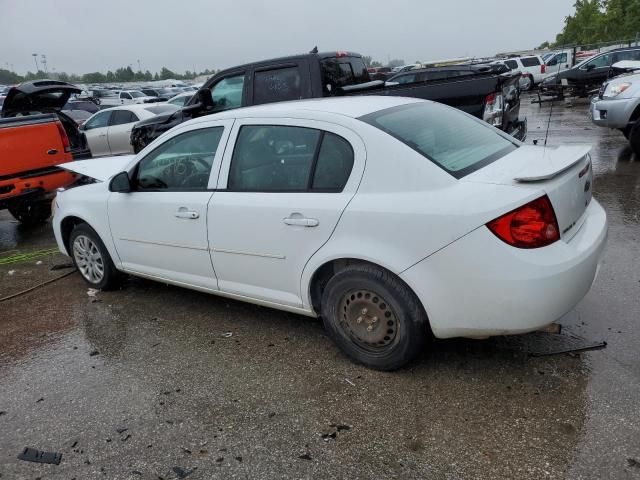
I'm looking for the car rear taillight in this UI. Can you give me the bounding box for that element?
[336,51,347,58]
[482,92,504,127]
[55,121,71,153]
[541,64,546,74]
[487,195,560,249]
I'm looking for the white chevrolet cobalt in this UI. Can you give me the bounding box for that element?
[53,97,607,370]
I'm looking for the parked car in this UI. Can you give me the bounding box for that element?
[368,66,393,80]
[140,88,176,100]
[590,62,640,153]
[54,96,606,370]
[542,46,640,96]
[130,50,526,153]
[493,55,546,90]
[63,99,100,114]
[0,80,91,224]
[167,92,194,107]
[62,109,92,126]
[0,95,5,107]
[82,104,179,157]
[99,90,159,107]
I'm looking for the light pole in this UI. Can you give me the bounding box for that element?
[137,59,141,71]
[41,54,47,73]
[32,53,39,72]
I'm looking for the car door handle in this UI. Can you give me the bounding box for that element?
[175,208,199,219]
[283,216,319,227]
[47,149,58,155]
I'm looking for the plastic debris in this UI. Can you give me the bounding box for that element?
[35,261,43,265]
[87,288,99,297]
[221,332,233,338]
[8,270,15,275]
[17,447,62,465]
[344,378,356,387]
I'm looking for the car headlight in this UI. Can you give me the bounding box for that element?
[604,82,632,97]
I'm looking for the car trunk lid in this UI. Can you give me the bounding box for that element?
[2,80,81,116]
[463,145,593,241]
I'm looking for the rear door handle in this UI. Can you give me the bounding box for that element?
[283,216,319,227]
[175,208,199,219]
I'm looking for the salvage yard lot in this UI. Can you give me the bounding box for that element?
[1,97,639,479]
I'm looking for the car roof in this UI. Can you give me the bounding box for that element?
[199,96,423,121]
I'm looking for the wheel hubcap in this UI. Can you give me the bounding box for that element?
[340,289,397,348]
[73,235,104,284]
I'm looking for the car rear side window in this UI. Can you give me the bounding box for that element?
[110,110,138,126]
[360,102,517,179]
[136,127,224,191]
[253,67,302,105]
[84,111,111,130]
[321,57,369,93]
[228,125,354,192]
[520,57,541,67]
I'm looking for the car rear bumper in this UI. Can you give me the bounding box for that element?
[0,168,77,203]
[400,199,607,339]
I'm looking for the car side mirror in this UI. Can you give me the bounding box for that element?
[78,123,86,131]
[182,88,214,115]
[109,171,131,193]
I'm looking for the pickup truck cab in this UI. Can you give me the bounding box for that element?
[0,80,91,224]
[131,51,526,152]
[99,90,158,107]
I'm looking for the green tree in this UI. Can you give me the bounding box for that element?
[0,68,23,84]
[160,67,176,79]
[83,72,107,83]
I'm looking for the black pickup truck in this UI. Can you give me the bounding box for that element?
[131,51,526,152]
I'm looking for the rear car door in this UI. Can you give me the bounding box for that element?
[208,118,365,307]
[108,120,233,289]
[83,110,112,157]
[107,109,139,155]
[249,61,311,105]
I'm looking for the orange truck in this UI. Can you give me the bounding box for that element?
[0,80,91,224]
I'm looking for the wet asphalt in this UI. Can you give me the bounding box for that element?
[0,96,639,480]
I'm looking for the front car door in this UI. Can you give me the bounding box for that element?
[108,120,233,289]
[120,92,133,104]
[208,118,365,307]
[83,110,112,157]
[208,72,247,114]
[107,109,139,155]
[578,52,613,85]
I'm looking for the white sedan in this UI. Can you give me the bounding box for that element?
[53,97,607,370]
[82,104,179,157]
[167,92,194,107]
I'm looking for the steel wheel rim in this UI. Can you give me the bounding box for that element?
[522,77,532,90]
[73,235,105,284]
[340,289,398,350]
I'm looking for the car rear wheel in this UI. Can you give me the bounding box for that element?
[69,223,123,290]
[8,199,51,225]
[521,75,533,91]
[320,264,429,371]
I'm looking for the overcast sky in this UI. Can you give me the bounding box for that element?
[0,0,576,75]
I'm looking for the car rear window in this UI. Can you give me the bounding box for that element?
[521,57,541,67]
[359,102,518,179]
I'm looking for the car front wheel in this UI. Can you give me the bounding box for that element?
[321,264,429,370]
[629,122,640,156]
[69,223,123,290]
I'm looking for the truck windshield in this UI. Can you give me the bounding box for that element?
[359,102,518,178]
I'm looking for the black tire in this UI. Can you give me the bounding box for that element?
[8,199,52,225]
[69,223,124,290]
[629,122,640,156]
[521,75,534,92]
[320,264,429,371]
[621,126,631,139]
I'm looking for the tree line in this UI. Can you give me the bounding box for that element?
[0,65,218,86]
[541,0,640,48]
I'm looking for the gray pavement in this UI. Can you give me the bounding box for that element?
[0,96,639,479]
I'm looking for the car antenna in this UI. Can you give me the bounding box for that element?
[543,42,567,147]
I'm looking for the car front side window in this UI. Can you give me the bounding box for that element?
[135,127,224,191]
[210,74,245,112]
[84,111,111,130]
[584,54,612,69]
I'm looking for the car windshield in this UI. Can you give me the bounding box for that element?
[129,91,145,98]
[359,102,518,178]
